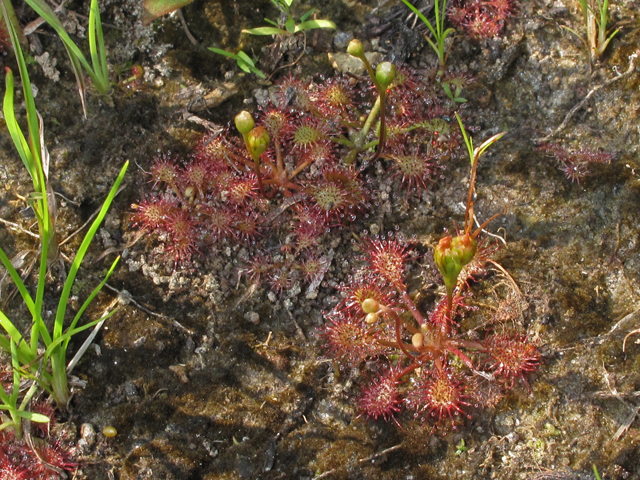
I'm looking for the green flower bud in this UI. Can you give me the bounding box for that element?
[235,110,255,135]
[433,234,477,292]
[347,39,365,58]
[246,126,270,160]
[450,234,477,266]
[375,62,396,89]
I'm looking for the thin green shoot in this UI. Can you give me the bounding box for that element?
[592,464,602,480]
[563,0,619,65]
[243,0,335,36]
[442,82,467,103]
[455,113,506,166]
[208,48,266,79]
[455,113,506,238]
[400,0,455,67]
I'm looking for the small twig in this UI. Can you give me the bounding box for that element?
[623,328,640,352]
[594,390,640,399]
[178,9,199,45]
[286,309,307,341]
[613,405,640,441]
[606,307,640,337]
[67,296,119,374]
[599,362,640,442]
[535,50,639,143]
[54,191,81,206]
[469,208,508,246]
[103,283,195,335]
[182,110,225,133]
[0,217,40,239]
[313,444,402,479]
[23,0,72,35]
[601,363,632,409]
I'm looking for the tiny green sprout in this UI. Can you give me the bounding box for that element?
[242,0,336,36]
[562,0,619,67]
[400,0,455,67]
[593,464,602,480]
[208,48,266,79]
[455,439,468,455]
[441,81,467,103]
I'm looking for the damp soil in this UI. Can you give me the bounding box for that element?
[1,0,640,478]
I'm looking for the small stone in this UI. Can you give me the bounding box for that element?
[80,423,96,447]
[169,364,189,383]
[327,52,383,76]
[333,31,354,50]
[244,311,260,324]
[124,380,138,399]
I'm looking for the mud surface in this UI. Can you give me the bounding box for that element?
[1,0,640,478]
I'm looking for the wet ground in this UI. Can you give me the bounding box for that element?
[1,0,640,478]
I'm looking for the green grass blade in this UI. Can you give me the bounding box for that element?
[22,0,101,98]
[64,256,120,349]
[0,247,35,318]
[474,131,507,160]
[2,0,54,351]
[88,0,110,93]
[236,51,255,65]
[2,4,41,170]
[53,161,128,339]
[2,68,35,179]
[400,0,438,39]
[48,308,119,355]
[0,332,37,368]
[9,341,22,404]
[0,310,25,347]
[455,113,475,165]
